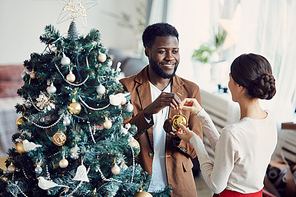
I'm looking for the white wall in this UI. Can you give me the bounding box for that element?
[0,0,138,65]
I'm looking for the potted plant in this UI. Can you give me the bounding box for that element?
[192,27,226,84]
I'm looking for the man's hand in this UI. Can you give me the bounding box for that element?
[163,118,179,137]
[144,92,181,118]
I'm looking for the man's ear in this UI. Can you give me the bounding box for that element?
[144,48,149,57]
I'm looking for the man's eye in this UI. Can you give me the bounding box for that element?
[173,50,179,54]
[158,50,165,54]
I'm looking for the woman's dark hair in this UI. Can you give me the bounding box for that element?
[142,23,179,49]
[230,53,276,100]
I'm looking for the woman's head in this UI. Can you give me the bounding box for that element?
[230,53,276,100]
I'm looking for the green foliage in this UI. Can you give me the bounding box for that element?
[192,26,226,63]
[192,44,214,63]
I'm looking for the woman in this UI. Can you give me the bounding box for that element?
[177,53,277,196]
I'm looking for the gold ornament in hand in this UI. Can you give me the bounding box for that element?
[171,111,188,130]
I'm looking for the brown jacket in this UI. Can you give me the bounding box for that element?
[120,66,203,197]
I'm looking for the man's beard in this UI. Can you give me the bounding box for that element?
[150,58,178,79]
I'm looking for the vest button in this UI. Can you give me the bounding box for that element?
[148,152,154,157]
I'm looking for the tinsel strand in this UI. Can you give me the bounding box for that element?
[28,95,49,112]
[78,95,110,111]
[97,166,122,183]
[24,113,64,129]
[88,122,96,144]
[22,168,28,179]
[130,144,135,183]
[10,182,28,197]
[54,63,89,87]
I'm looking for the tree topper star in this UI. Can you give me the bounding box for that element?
[57,0,99,27]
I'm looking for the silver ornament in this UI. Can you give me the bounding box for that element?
[35,164,42,174]
[63,116,71,126]
[47,83,57,94]
[125,101,134,112]
[96,83,105,94]
[61,53,71,66]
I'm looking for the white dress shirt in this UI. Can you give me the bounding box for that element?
[147,82,171,192]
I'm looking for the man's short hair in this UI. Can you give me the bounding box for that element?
[142,23,179,49]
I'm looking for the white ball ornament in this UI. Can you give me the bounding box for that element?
[98,52,107,62]
[111,163,121,175]
[59,158,69,168]
[96,83,106,95]
[66,71,76,82]
[61,53,71,66]
[47,83,57,94]
[103,117,112,129]
[125,101,134,112]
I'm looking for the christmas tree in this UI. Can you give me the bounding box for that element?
[0,1,171,196]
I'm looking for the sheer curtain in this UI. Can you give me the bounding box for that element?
[230,0,296,125]
[161,0,296,125]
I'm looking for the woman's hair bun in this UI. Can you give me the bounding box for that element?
[249,73,276,100]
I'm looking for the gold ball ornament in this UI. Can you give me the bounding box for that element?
[111,163,121,175]
[172,112,188,130]
[66,71,76,82]
[30,72,36,79]
[134,191,153,197]
[68,99,82,114]
[98,52,107,62]
[59,158,69,168]
[52,131,67,146]
[16,141,26,154]
[16,116,26,127]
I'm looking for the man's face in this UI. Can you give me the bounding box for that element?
[146,36,180,79]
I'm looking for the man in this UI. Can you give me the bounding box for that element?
[120,23,202,197]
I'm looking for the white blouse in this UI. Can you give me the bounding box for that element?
[190,109,277,194]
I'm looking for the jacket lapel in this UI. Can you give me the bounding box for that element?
[134,66,154,148]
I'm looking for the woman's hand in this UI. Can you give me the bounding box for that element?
[176,123,195,143]
[180,98,202,115]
